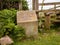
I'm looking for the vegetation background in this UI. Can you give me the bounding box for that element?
[0,0,60,45]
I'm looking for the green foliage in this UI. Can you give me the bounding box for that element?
[3,24,25,41]
[0,9,17,24]
[0,9,25,41]
[22,0,29,10]
[13,32,60,45]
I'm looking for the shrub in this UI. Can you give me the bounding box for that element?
[0,9,25,41]
[3,24,25,41]
[0,9,17,24]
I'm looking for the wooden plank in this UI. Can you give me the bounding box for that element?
[39,2,60,5]
[48,6,60,10]
[36,9,60,13]
[53,20,60,22]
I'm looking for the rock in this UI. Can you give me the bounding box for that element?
[0,35,13,45]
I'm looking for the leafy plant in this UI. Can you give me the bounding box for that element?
[0,9,25,41]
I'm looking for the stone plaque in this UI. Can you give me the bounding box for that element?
[17,11,38,38]
[17,11,38,23]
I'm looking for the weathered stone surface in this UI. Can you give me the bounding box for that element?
[17,11,38,37]
[17,11,37,23]
[0,35,13,45]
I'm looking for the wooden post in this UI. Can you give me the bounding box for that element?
[54,4,56,13]
[19,0,22,10]
[45,14,50,30]
[41,0,45,11]
[32,0,38,10]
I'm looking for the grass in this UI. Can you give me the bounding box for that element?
[13,30,60,45]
